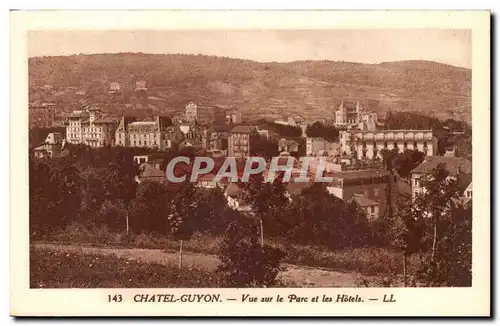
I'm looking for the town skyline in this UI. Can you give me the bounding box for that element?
[28,29,472,69]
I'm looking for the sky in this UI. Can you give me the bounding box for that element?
[28,29,472,68]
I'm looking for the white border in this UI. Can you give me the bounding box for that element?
[8,9,491,318]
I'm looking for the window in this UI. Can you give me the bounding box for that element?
[133,141,136,146]
[413,178,419,186]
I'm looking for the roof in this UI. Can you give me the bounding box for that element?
[128,121,158,133]
[179,139,202,148]
[45,132,64,144]
[325,168,387,181]
[348,194,380,207]
[138,164,165,180]
[68,111,90,119]
[213,124,233,133]
[457,173,473,192]
[33,145,46,151]
[230,125,252,133]
[451,196,472,208]
[411,156,472,175]
[94,117,119,124]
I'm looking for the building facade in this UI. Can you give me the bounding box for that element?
[334,100,362,127]
[306,137,339,156]
[185,101,226,125]
[33,132,64,158]
[66,106,118,147]
[347,193,381,221]
[109,82,120,94]
[325,168,388,218]
[204,125,231,151]
[339,129,436,160]
[115,116,175,150]
[228,126,251,158]
[410,156,472,199]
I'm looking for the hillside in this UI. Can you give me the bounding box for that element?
[28,53,472,124]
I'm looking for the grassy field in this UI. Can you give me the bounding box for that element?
[32,223,421,278]
[30,246,221,288]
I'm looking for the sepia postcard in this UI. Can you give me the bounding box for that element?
[10,10,490,317]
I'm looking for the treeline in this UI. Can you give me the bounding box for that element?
[255,119,303,138]
[305,122,339,142]
[29,145,381,250]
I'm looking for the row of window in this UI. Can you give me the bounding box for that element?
[361,141,429,148]
[229,140,248,145]
[131,133,160,140]
[68,126,111,133]
[117,140,158,147]
[230,134,249,139]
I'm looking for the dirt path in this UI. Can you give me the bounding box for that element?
[33,243,377,287]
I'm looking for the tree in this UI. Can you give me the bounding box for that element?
[29,159,53,234]
[49,165,83,228]
[393,149,425,179]
[101,159,138,234]
[380,148,399,221]
[196,186,228,234]
[250,132,278,158]
[390,163,470,287]
[388,197,425,286]
[167,181,199,268]
[239,172,289,246]
[129,181,169,234]
[413,164,462,286]
[217,212,286,287]
[282,182,372,249]
[305,122,339,142]
[422,204,472,286]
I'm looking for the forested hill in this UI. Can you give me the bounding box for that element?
[28,53,472,124]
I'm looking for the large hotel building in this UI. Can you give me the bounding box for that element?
[339,129,437,160]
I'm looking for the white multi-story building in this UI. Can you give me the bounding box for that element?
[66,105,118,147]
[339,129,437,160]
